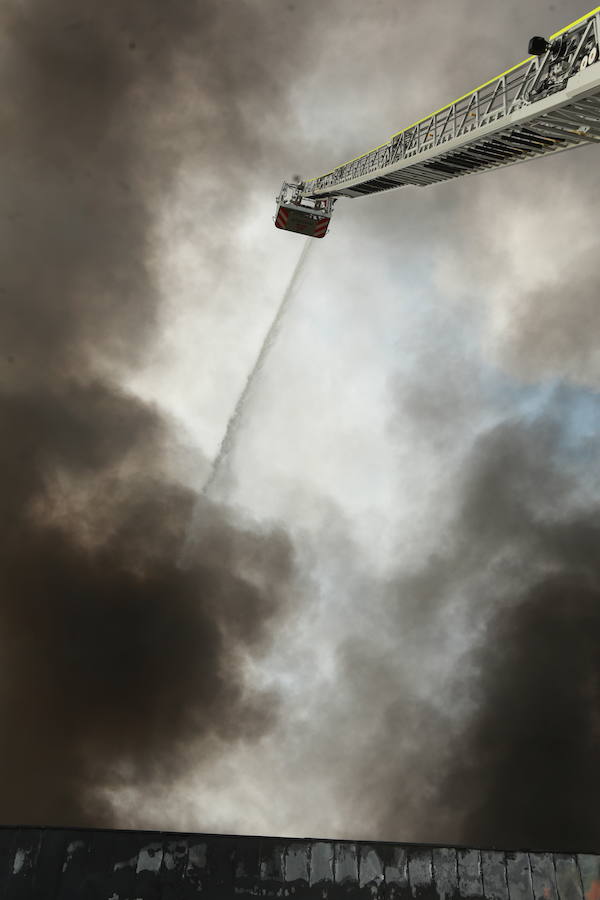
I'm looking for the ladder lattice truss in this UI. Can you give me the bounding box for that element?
[302,11,600,199]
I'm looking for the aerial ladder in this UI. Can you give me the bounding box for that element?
[275,7,600,238]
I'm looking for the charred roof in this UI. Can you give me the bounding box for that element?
[1,825,599,899]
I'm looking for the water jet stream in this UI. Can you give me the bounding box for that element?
[180,238,312,564]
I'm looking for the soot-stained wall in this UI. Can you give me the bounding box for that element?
[0,826,599,900]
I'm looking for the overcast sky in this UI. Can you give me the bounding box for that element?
[1,0,599,851]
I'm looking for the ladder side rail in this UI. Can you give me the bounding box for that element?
[302,68,600,199]
[305,57,536,193]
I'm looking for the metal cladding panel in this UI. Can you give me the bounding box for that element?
[135,839,164,900]
[32,831,69,900]
[55,834,90,900]
[4,829,43,900]
[529,852,558,900]
[555,856,584,900]
[409,848,436,900]
[335,842,359,895]
[114,830,147,897]
[458,849,484,900]
[481,851,509,900]
[258,836,285,897]
[360,844,385,895]
[578,855,600,900]
[59,829,113,899]
[160,837,191,900]
[433,847,459,900]
[310,840,335,896]
[506,852,534,900]
[0,827,599,899]
[206,836,236,894]
[284,840,310,887]
[383,844,410,900]
[234,836,261,884]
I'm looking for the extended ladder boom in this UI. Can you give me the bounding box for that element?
[275,7,600,235]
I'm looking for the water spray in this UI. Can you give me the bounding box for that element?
[180,238,312,565]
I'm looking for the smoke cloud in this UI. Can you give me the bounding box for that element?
[331,398,600,850]
[431,156,600,388]
[434,409,600,849]
[0,0,302,827]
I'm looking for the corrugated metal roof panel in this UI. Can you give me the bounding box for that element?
[0,826,598,899]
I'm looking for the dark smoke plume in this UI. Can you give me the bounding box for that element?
[0,0,297,827]
[356,404,600,849]
[436,412,600,850]
[441,571,600,850]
